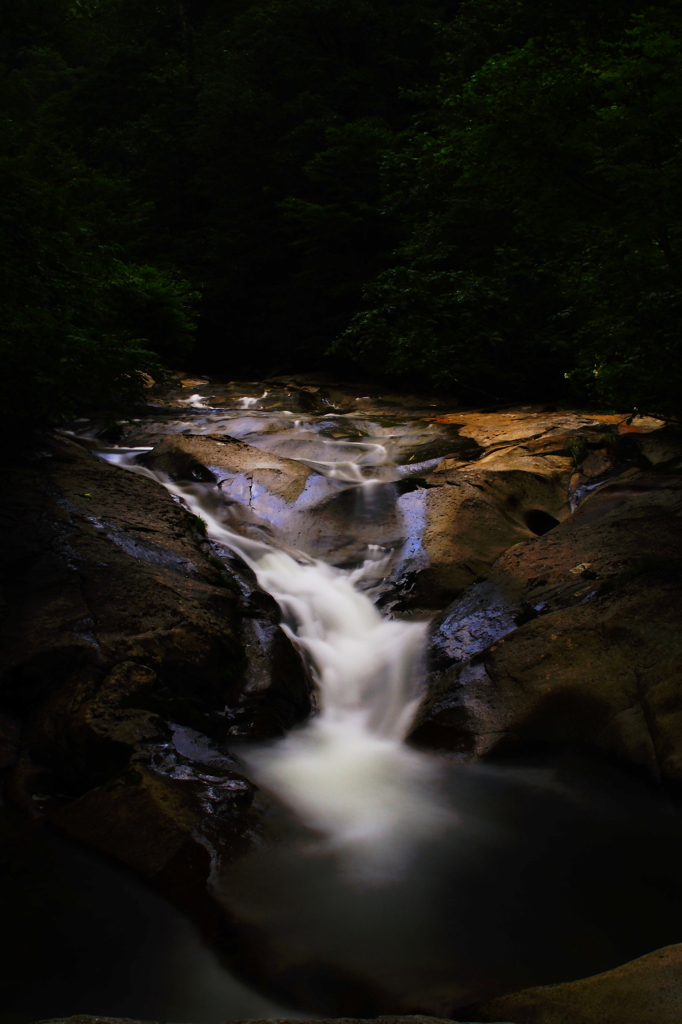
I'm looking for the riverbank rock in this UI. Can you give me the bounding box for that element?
[398,413,679,609]
[412,454,682,779]
[423,407,662,448]
[140,433,313,504]
[412,458,572,606]
[465,942,682,1023]
[139,433,407,565]
[35,1016,506,1024]
[0,433,310,927]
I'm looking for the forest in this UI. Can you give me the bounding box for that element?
[3,0,682,421]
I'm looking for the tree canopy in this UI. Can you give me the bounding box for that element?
[3,0,682,419]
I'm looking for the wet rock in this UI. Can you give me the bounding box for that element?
[398,435,483,467]
[0,434,310,919]
[35,1017,495,1024]
[401,441,573,607]
[140,433,313,503]
[412,469,682,779]
[140,432,408,567]
[467,942,682,1023]
[392,413,676,610]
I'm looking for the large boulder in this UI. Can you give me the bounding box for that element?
[140,433,313,504]
[467,942,682,1023]
[400,415,679,610]
[412,464,682,779]
[140,433,407,565]
[413,451,573,605]
[391,423,595,610]
[0,433,310,924]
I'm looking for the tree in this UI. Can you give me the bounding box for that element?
[0,0,196,424]
[337,2,682,414]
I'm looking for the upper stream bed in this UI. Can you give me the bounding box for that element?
[67,374,483,607]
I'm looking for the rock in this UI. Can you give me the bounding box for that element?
[566,427,682,509]
[418,471,567,603]
[423,408,663,448]
[412,468,682,779]
[34,1017,506,1024]
[467,942,682,1023]
[381,413,666,612]
[578,448,613,479]
[396,432,574,608]
[631,426,682,467]
[140,433,312,504]
[0,433,310,928]
[140,433,408,566]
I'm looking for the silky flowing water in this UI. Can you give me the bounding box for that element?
[106,389,457,883]
[55,379,682,1017]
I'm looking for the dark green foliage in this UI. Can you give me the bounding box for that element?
[0,0,196,424]
[3,0,682,416]
[175,0,450,370]
[337,2,682,414]
[0,150,196,422]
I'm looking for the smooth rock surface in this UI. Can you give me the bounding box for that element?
[410,420,682,607]
[423,408,662,448]
[35,1017,510,1024]
[0,434,310,924]
[140,433,312,504]
[414,460,571,605]
[138,432,407,565]
[467,942,682,1023]
[413,462,682,777]
[398,415,660,608]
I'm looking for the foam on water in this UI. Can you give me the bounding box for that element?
[178,392,214,409]
[105,440,452,882]
[237,390,269,408]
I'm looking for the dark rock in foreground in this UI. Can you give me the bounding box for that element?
[0,433,310,926]
[34,1016,509,1024]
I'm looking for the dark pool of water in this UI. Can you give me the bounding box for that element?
[0,800,301,1024]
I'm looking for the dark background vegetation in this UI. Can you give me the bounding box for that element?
[3,0,682,419]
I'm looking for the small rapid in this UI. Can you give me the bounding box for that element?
[76,382,682,1014]
[104,407,452,881]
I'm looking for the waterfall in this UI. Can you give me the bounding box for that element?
[91,395,682,1011]
[104,450,452,882]
[237,391,268,408]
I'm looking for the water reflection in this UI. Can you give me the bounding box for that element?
[0,803,305,1024]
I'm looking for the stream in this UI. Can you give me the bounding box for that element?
[40,378,682,1018]
[104,382,459,884]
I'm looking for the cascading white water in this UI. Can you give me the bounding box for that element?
[104,426,452,882]
[237,391,268,408]
[89,391,682,1011]
[178,393,214,409]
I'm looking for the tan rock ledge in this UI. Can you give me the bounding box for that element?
[469,941,682,1023]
